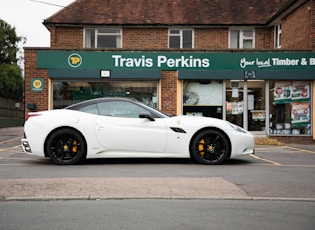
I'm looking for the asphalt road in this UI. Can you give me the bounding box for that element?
[0,126,315,201]
[1,199,315,230]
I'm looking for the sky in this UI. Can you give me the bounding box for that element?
[0,0,75,47]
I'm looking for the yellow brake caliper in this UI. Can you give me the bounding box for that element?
[72,140,78,153]
[198,139,205,156]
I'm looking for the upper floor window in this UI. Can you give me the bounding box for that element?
[168,29,193,48]
[229,29,255,49]
[84,28,122,48]
[274,24,281,48]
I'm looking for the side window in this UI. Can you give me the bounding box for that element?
[274,24,281,48]
[78,104,99,115]
[97,101,149,118]
[169,29,193,48]
[84,28,122,48]
[229,29,255,49]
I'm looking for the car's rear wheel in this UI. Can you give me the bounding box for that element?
[46,128,86,165]
[190,129,230,165]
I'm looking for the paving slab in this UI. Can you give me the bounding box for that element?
[0,177,248,200]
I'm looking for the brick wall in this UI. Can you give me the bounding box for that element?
[276,136,315,144]
[123,28,167,48]
[48,26,281,50]
[160,71,178,115]
[194,28,228,49]
[50,27,83,48]
[256,27,273,49]
[24,49,49,117]
[281,1,312,49]
[311,0,315,51]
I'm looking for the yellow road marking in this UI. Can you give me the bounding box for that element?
[285,146,315,154]
[0,145,22,152]
[0,136,22,145]
[250,154,282,166]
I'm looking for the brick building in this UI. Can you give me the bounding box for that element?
[24,0,315,142]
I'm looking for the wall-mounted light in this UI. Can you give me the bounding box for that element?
[100,70,111,78]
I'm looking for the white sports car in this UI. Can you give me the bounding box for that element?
[21,97,254,165]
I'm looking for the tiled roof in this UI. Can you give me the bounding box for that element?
[44,0,292,26]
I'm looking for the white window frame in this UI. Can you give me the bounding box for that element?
[274,24,281,48]
[168,29,194,48]
[229,28,255,49]
[84,28,122,48]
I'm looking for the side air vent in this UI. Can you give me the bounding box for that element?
[170,127,186,133]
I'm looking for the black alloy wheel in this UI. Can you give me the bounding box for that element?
[46,128,86,165]
[191,130,230,165]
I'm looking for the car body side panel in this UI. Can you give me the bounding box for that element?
[94,116,167,152]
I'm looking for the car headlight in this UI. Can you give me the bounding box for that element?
[229,122,247,133]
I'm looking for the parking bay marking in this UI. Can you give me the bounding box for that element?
[250,154,282,166]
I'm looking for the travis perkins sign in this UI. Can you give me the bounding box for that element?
[37,51,315,71]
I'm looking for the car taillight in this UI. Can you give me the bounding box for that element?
[25,113,41,121]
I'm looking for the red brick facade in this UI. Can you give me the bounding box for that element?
[24,50,49,114]
[281,1,312,49]
[24,0,315,142]
[160,71,178,114]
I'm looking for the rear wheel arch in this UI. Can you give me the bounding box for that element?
[189,127,232,164]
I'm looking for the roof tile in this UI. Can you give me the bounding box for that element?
[44,0,291,26]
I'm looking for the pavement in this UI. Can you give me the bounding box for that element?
[0,126,315,201]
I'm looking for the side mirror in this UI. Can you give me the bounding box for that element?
[139,113,155,121]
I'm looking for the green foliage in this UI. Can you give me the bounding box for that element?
[0,63,23,100]
[0,19,24,100]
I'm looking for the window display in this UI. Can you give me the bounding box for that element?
[52,81,158,109]
[183,80,223,118]
[270,80,311,135]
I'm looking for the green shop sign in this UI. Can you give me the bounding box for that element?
[37,51,315,80]
[37,51,315,71]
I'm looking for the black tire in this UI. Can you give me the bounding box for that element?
[190,130,230,165]
[46,128,87,165]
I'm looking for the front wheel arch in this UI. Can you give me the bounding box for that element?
[44,127,87,164]
[189,128,231,164]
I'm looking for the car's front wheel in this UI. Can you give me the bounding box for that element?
[190,130,230,165]
[46,128,87,165]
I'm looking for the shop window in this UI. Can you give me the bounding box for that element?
[52,81,157,109]
[183,80,223,118]
[274,24,281,48]
[84,28,122,48]
[168,29,193,48]
[229,29,255,49]
[269,81,311,135]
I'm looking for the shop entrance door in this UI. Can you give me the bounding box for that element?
[226,80,244,128]
[226,80,266,132]
[247,80,266,132]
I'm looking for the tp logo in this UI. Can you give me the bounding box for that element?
[68,53,82,67]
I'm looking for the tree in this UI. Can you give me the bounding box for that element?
[0,19,24,100]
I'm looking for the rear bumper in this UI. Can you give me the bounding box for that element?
[21,138,32,153]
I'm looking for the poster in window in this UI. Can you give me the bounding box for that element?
[291,81,310,102]
[274,81,292,104]
[291,102,310,128]
[274,81,310,104]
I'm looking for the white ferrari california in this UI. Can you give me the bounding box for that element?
[21,97,254,165]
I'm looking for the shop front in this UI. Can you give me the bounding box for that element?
[35,50,315,139]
